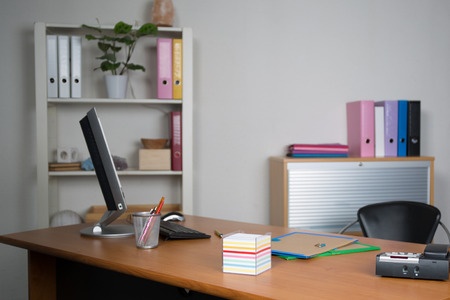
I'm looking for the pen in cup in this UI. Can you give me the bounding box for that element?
[155,196,165,214]
[139,196,165,244]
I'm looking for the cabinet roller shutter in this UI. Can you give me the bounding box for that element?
[287,161,431,232]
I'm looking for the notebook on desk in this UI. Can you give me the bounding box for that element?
[271,231,358,259]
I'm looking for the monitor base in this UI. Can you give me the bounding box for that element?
[80,224,134,238]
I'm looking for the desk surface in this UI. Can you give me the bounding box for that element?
[1,215,449,300]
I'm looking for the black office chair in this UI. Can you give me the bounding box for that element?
[339,201,450,244]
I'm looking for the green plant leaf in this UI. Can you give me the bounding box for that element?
[82,24,103,33]
[118,36,135,46]
[102,53,117,62]
[114,21,132,34]
[110,45,122,53]
[104,36,119,42]
[100,61,121,72]
[137,23,158,37]
[126,63,146,72]
[97,42,111,52]
[85,34,99,41]
[84,20,158,73]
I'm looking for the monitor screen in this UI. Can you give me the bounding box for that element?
[79,107,134,238]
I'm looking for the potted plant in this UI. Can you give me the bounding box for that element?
[82,20,158,98]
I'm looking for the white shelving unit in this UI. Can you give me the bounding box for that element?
[34,22,193,228]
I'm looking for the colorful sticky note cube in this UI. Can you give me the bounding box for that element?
[222,233,271,275]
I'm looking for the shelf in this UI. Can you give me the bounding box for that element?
[35,22,194,227]
[45,23,183,38]
[45,23,183,32]
[49,169,182,176]
[47,98,183,105]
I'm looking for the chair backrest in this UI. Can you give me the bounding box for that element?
[357,201,441,244]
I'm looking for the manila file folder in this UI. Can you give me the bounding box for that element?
[271,232,357,259]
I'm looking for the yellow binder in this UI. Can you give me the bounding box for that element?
[172,39,183,99]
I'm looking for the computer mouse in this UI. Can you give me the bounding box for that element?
[162,211,185,222]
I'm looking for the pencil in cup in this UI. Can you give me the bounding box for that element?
[133,212,161,249]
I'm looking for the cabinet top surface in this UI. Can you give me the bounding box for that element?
[270,156,435,163]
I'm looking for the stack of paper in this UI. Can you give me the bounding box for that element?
[271,231,379,260]
[287,143,349,158]
[223,233,271,275]
[48,162,82,171]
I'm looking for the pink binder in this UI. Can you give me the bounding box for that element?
[346,100,375,157]
[375,101,398,157]
[169,111,182,171]
[157,38,173,99]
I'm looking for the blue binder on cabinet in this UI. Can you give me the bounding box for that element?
[397,100,408,157]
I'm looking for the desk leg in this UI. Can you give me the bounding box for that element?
[28,251,56,300]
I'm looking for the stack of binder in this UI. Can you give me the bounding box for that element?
[157,38,182,100]
[271,231,380,260]
[287,144,349,158]
[346,100,420,158]
[47,35,82,98]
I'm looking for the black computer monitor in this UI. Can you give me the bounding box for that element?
[79,107,134,238]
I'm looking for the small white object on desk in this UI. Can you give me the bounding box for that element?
[222,232,271,275]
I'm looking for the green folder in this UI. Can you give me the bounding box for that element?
[275,242,380,260]
[317,242,380,257]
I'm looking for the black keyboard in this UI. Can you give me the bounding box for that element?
[159,220,211,240]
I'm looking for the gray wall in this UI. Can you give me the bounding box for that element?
[1,1,450,298]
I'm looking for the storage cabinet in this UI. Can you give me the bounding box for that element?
[35,22,193,228]
[269,156,434,232]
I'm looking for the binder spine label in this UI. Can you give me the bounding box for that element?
[172,39,183,100]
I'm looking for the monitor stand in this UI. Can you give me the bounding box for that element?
[80,224,134,238]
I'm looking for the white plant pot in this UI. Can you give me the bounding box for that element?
[104,75,128,99]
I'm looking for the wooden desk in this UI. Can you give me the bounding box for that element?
[1,215,449,300]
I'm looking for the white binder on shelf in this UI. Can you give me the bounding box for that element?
[46,35,58,98]
[57,35,70,98]
[375,105,385,157]
[70,36,82,98]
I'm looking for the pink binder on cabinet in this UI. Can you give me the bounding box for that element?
[157,38,173,99]
[375,101,398,157]
[346,100,375,157]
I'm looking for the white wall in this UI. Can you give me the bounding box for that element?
[1,0,450,298]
